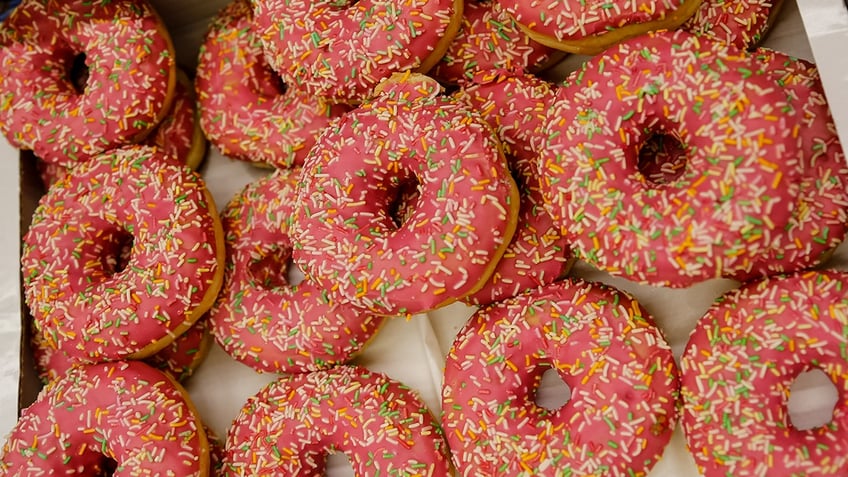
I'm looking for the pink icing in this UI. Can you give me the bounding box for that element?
[292,74,518,316]
[31,314,212,384]
[0,0,175,167]
[36,69,204,189]
[745,49,848,279]
[196,0,349,168]
[499,0,696,43]
[683,0,783,50]
[209,169,384,374]
[442,278,679,476]
[151,70,206,169]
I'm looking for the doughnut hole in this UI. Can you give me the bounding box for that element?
[78,226,133,279]
[326,452,355,477]
[387,176,422,229]
[787,368,839,431]
[533,367,571,411]
[255,64,287,99]
[328,0,360,9]
[102,229,133,276]
[97,457,118,476]
[249,243,304,289]
[68,51,89,94]
[636,130,688,185]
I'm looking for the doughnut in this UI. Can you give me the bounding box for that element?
[0,0,176,167]
[0,360,209,476]
[223,365,451,475]
[21,145,225,363]
[30,314,212,384]
[680,270,848,476]
[454,71,572,306]
[36,68,206,189]
[292,73,520,316]
[431,0,561,85]
[251,0,463,103]
[538,30,811,287]
[682,0,785,50]
[442,278,679,476]
[195,0,350,168]
[499,0,703,55]
[209,169,384,374]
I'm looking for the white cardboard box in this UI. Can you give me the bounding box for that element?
[2,1,848,476]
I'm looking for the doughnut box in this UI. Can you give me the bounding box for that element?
[1,0,847,476]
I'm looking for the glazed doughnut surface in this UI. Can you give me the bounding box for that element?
[251,0,462,102]
[539,30,813,286]
[500,0,704,54]
[196,0,349,168]
[455,71,573,306]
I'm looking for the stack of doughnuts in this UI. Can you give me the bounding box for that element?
[2,0,847,476]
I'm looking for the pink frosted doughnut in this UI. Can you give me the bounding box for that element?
[682,0,785,50]
[442,278,679,476]
[209,169,384,374]
[0,0,176,167]
[196,0,349,168]
[0,361,209,476]
[223,366,451,475]
[538,30,811,287]
[455,71,572,306]
[431,0,560,84]
[293,73,519,316]
[499,0,703,55]
[680,270,848,476]
[31,314,212,384]
[36,69,206,189]
[251,0,463,103]
[21,145,225,363]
